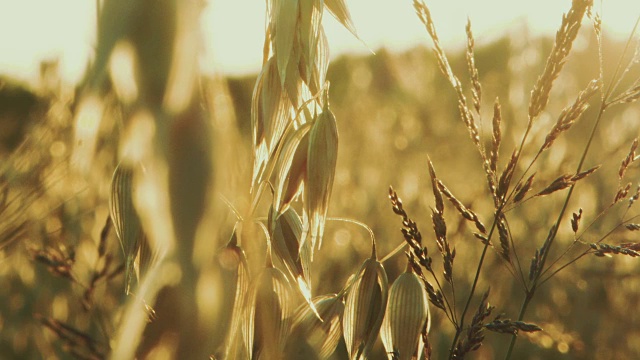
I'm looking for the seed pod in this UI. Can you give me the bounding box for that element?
[242,266,294,359]
[343,247,388,360]
[109,162,144,294]
[381,268,430,360]
[285,294,345,359]
[304,97,338,251]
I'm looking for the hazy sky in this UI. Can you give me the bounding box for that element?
[0,0,638,84]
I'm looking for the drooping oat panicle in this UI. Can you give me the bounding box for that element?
[381,266,430,360]
[513,173,535,203]
[571,208,583,233]
[540,79,599,152]
[109,162,144,294]
[466,18,482,115]
[304,95,339,251]
[242,265,294,359]
[285,293,345,359]
[528,0,593,121]
[619,138,638,179]
[343,247,389,360]
[452,289,493,359]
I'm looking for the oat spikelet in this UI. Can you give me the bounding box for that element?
[343,247,388,360]
[304,95,339,251]
[109,162,144,294]
[285,293,345,359]
[381,266,430,360]
[528,0,593,121]
[535,166,599,197]
[540,79,599,152]
[242,266,294,359]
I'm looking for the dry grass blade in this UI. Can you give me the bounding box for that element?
[528,0,593,121]
[242,266,294,359]
[343,250,388,360]
[304,97,339,251]
[540,79,599,152]
[109,162,144,294]
[285,293,345,359]
[381,268,430,360]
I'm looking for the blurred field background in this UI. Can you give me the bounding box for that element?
[1,1,640,359]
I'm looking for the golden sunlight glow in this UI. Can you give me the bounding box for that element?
[109,41,139,105]
[1,1,639,83]
[72,95,104,173]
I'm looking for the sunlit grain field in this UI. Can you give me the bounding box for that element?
[0,0,639,359]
